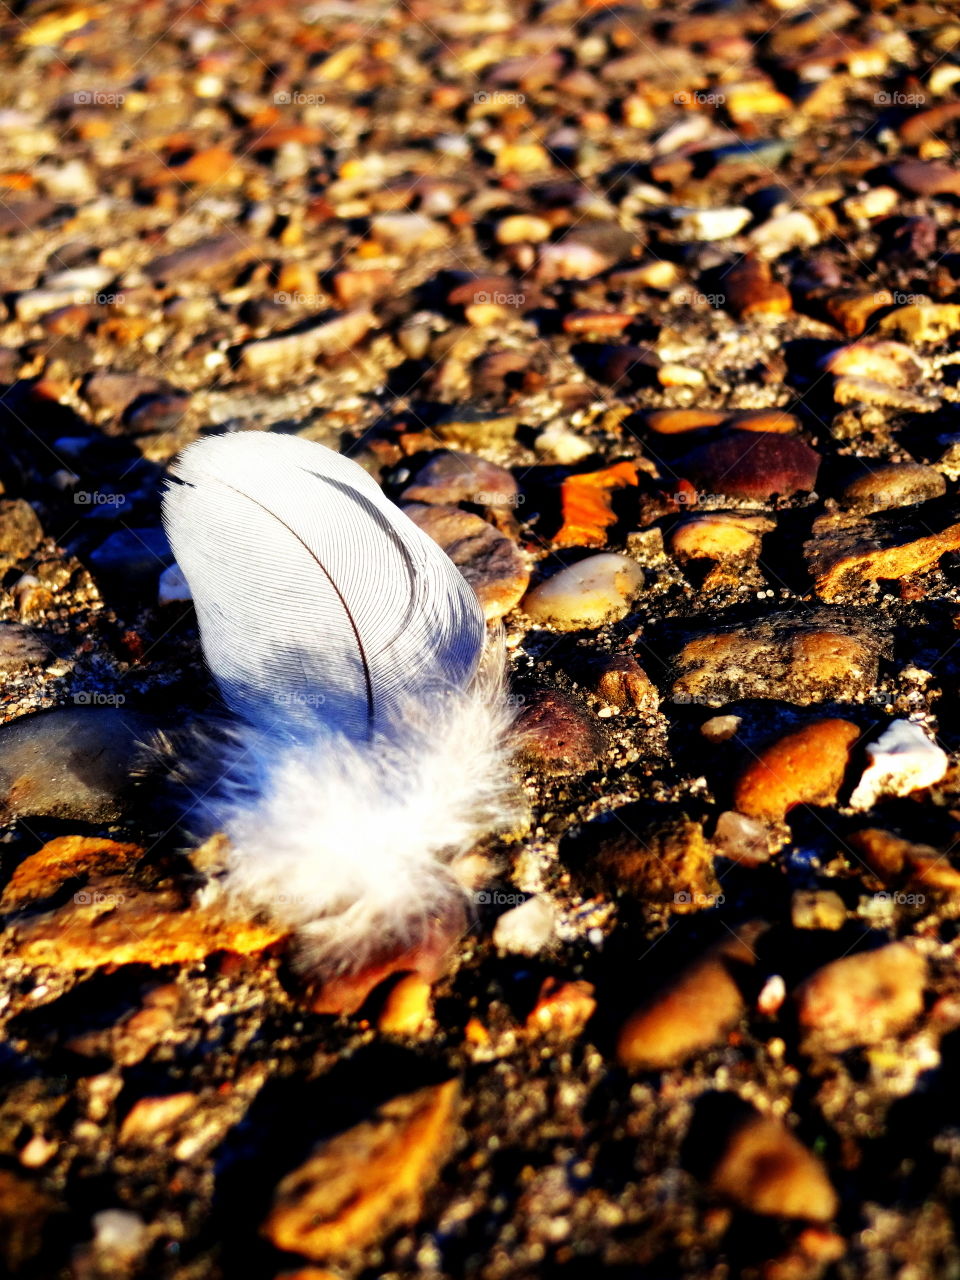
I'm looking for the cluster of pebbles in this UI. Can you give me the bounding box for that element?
[6,0,960,1276]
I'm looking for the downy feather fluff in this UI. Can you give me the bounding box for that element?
[162,431,517,975]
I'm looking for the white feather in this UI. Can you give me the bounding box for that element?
[161,431,517,977]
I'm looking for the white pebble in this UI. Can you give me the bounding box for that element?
[492,895,556,955]
[850,720,949,810]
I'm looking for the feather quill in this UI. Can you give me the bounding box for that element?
[162,432,517,975]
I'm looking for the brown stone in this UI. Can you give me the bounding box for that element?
[890,159,960,197]
[671,613,881,706]
[824,290,892,337]
[833,375,939,413]
[0,835,142,912]
[676,431,820,501]
[840,463,946,513]
[805,503,960,601]
[670,514,774,562]
[239,308,376,376]
[403,503,529,621]
[3,879,286,971]
[119,1093,198,1145]
[709,1112,838,1221]
[723,255,792,319]
[646,408,799,436]
[617,928,760,1070]
[794,943,926,1052]
[848,828,960,893]
[517,689,605,776]
[377,973,433,1035]
[262,1080,461,1261]
[591,653,659,710]
[820,341,920,386]
[526,977,597,1037]
[733,719,860,822]
[579,813,720,909]
[646,409,728,434]
[0,499,43,565]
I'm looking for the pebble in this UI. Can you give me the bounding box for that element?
[4,876,285,971]
[832,375,940,413]
[848,828,960,893]
[239,308,376,376]
[805,504,960,601]
[370,212,450,253]
[496,214,551,244]
[701,715,742,743]
[83,371,174,414]
[839,462,946,513]
[617,928,759,1070]
[733,720,860,822]
[526,977,596,1037]
[492,895,557,955]
[0,500,43,565]
[824,290,893,338]
[849,720,949,810]
[0,835,142,912]
[262,1080,461,1261]
[377,973,433,1035]
[750,209,822,259]
[403,503,529,620]
[671,206,752,241]
[577,812,720,909]
[671,614,880,706]
[791,889,846,931]
[794,943,926,1052]
[517,689,604,776]
[889,159,960,198]
[647,408,799,435]
[590,653,659,710]
[157,561,191,605]
[521,554,645,629]
[400,451,519,509]
[534,422,595,464]
[676,431,820,501]
[713,811,774,866]
[707,1109,838,1221]
[89,527,174,594]
[819,340,920,385]
[143,234,252,285]
[432,406,519,449]
[876,303,960,343]
[722,255,792,319]
[843,186,899,221]
[119,1093,197,1146]
[670,514,774,562]
[0,708,159,824]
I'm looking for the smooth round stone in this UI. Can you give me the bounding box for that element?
[403,503,529,621]
[677,431,821,501]
[840,462,946,513]
[670,514,773,561]
[0,707,161,823]
[522,553,645,630]
[794,943,926,1053]
[401,451,518,508]
[733,719,860,822]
